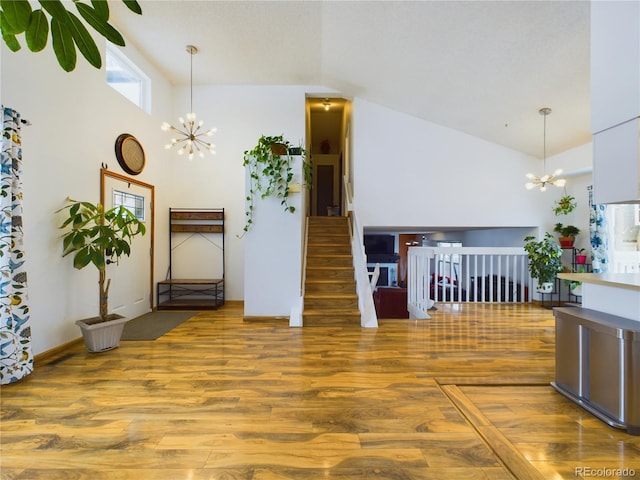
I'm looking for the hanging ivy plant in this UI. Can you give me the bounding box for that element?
[553,194,577,216]
[241,134,311,237]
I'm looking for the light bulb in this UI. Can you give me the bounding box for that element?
[525,182,536,190]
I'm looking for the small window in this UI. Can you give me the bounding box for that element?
[113,190,145,221]
[106,45,150,113]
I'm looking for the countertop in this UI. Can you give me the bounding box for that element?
[558,272,640,291]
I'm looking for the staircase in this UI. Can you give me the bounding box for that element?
[303,216,360,325]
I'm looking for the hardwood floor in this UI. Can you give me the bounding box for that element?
[2,302,639,479]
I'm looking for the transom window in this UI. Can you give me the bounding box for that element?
[106,45,150,113]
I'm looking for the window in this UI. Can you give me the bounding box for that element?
[106,45,150,113]
[607,203,640,273]
[113,190,145,222]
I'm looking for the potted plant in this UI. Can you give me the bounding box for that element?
[57,198,146,352]
[564,264,587,296]
[524,233,563,292]
[241,134,311,236]
[575,247,587,265]
[554,223,580,248]
[553,194,577,216]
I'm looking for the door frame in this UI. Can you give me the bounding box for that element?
[100,168,155,311]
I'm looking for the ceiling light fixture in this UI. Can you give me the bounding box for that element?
[525,107,565,191]
[161,45,216,160]
[322,98,331,111]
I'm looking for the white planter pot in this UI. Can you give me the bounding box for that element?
[571,284,582,296]
[536,282,554,293]
[75,314,129,352]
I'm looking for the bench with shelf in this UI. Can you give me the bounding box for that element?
[157,208,225,310]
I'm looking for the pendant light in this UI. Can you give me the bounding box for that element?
[161,45,216,160]
[525,107,565,191]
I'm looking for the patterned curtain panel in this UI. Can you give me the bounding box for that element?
[1,106,33,385]
[588,185,608,273]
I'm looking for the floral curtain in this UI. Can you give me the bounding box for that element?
[1,106,33,385]
[588,185,608,273]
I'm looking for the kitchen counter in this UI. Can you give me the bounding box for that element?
[558,272,640,322]
[558,272,640,290]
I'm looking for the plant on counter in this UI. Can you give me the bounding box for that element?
[241,134,311,236]
[553,194,577,216]
[524,233,563,288]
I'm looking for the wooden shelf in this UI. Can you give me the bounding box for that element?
[158,209,225,311]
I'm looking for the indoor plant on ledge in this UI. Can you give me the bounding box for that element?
[57,198,146,352]
[524,233,563,293]
[241,134,311,236]
[553,223,580,248]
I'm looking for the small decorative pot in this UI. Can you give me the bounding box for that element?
[536,281,554,293]
[575,254,587,264]
[571,284,582,296]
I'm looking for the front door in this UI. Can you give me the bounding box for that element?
[101,170,154,319]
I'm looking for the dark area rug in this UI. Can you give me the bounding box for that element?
[121,311,194,340]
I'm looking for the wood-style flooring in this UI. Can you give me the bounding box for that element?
[2,302,640,479]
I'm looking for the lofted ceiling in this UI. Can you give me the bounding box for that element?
[110,0,591,159]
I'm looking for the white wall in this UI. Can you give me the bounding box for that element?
[1,38,175,355]
[351,98,555,230]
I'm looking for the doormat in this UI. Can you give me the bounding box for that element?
[121,311,194,340]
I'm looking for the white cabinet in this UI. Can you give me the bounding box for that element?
[590,1,640,134]
[591,1,640,204]
[592,117,640,205]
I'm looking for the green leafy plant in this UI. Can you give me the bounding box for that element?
[57,198,146,322]
[553,194,577,216]
[1,0,142,72]
[554,223,580,238]
[523,233,563,284]
[241,134,311,236]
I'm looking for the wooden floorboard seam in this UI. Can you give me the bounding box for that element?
[438,383,547,480]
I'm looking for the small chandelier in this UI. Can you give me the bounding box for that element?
[525,107,565,191]
[161,45,216,160]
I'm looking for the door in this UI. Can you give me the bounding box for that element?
[101,170,154,319]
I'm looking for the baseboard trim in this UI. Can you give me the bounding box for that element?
[35,337,83,366]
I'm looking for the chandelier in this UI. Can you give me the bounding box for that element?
[161,45,216,160]
[525,107,565,191]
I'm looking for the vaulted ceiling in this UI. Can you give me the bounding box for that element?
[110,0,591,158]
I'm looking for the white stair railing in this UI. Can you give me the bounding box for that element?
[344,176,378,328]
[408,246,531,319]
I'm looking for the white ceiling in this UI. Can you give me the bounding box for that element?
[110,0,591,158]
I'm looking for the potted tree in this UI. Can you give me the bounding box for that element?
[241,134,311,236]
[554,223,580,248]
[524,233,563,292]
[57,199,146,352]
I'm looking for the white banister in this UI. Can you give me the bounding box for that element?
[408,246,532,319]
[344,176,378,328]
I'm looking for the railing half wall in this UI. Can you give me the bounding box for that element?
[408,246,531,319]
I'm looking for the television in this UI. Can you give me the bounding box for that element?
[364,234,395,255]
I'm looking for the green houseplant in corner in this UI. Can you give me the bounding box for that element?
[57,198,146,352]
[524,233,563,293]
[241,134,311,236]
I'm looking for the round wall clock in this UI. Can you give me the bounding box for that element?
[115,133,146,175]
